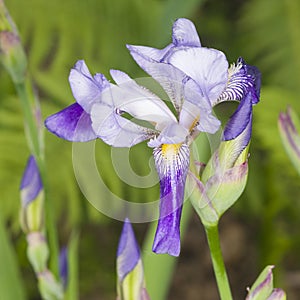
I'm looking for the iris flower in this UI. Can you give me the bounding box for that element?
[45,18,259,256]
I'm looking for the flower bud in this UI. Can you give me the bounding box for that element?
[0,1,27,83]
[20,156,44,233]
[38,270,64,300]
[246,266,286,300]
[26,232,49,274]
[189,93,253,225]
[278,107,300,175]
[117,219,149,300]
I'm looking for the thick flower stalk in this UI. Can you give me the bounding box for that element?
[117,219,150,300]
[278,107,300,175]
[20,156,63,300]
[45,18,259,256]
[246,266,286,300]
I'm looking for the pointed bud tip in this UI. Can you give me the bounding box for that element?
[20,156,43,207]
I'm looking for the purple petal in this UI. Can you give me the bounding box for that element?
[152,144,190,256]
[45,103,97,142]
[91,103,154,147]
[69,60,109,113]
[168,47,228,106]
[217,57,261,105]
[172,18,201,47]
[117,219,140,281]
[59,247,68,289]
[20,156,43,207]
[223,92,253,146]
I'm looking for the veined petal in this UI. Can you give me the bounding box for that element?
[109,70,177,128]
[117,219,140,282]
[20,156,43,207]
[127,45,188,112]
[168,47,228,105]
[45,103,97,142]
[91,103,154,147]
[217,57,261,106]
[69,60,109,113]
[152,143,190,256]
[172,18,201,47]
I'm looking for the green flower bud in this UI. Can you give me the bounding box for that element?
[246,266,286,300]
[26,232,49,274]
[0,1,27,83]
[38,270,64,300]
[278,107,300,175]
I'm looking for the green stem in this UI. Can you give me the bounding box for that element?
[15,79,59,277]
[205,224,233,300]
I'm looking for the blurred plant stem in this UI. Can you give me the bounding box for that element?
[0,0,59,276]
[205,224,233,300]
[15,77,59,277]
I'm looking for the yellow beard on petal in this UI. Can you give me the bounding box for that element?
[161,143,182,158]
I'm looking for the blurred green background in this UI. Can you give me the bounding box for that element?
[1,0,300,299]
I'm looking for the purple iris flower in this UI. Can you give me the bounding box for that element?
[45,18,259,256]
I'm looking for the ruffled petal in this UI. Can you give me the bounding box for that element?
[45,103,97,142]
[127,45,188,112]
[168,47,228,105]
[91,103,154,147]
[69,60,109,113]
[172,18,201,47]
[217,57,261,106]
[152,143,190,256]
[109,70,177,129]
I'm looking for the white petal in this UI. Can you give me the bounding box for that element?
[169,47,228,105]
[91,103,154,147]
[108,70,177,127]
[179,100,201,131]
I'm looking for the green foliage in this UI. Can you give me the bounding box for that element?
[0,210,26,300]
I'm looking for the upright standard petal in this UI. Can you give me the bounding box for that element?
[127,45,188,112]
[45,103,97,142]
[69,60,109,113]
[168,47,228,106]
[172,18,201,47]
[20,155,43,207]
[152,143,190,256]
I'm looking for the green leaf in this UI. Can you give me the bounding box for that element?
[0,211,26,300]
